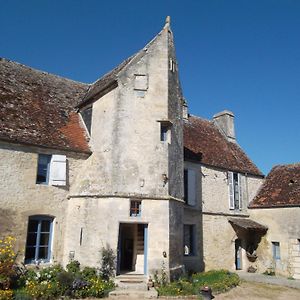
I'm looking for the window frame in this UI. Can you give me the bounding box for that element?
[36,154,52,185]
[184,168,196,206]
[228,171,242,210]
[25,216,54,264]
[183,224,196,256]
[272,241,280,260]
[130,200,142,217]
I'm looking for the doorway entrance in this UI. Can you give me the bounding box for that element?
[117,223,148,275]
[235,239,242,270]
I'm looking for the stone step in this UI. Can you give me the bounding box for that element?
[115,274,148,290]
[109,288,158,299]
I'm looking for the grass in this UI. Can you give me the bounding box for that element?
[157,269,240,296]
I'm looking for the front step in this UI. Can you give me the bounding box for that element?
[109,288,158,299]
[115,274,148,290]
[110,275,158,298]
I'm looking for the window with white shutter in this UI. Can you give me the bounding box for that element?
[228,171,242,210]
[228,171,234,209]
[49,155,67,186]
[36,154,67,186]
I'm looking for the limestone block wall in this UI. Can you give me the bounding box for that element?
[250,207,300,278]
[0,141,86,264]
[201,165,263,214]
[64,197,173,276]
[202,215,237,271]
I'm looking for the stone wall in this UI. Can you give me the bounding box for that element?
[0,140,86,264]
[250,207,300,278]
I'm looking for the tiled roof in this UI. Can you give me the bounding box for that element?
[249,164,300,208]
[228,218,268,231]
[77,56,134,107]
[0,58,90,153]
[183,115,263,176]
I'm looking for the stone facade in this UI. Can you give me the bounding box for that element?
[183,161,264,272]
[250,207,300,278]
[3,19,297,282]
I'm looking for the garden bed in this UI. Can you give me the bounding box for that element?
[156,270,240,297]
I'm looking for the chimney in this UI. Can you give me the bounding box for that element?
[182,98,188,121]
[213,110,236,143]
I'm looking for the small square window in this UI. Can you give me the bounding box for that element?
[184,224,196,256]
[160,122,172,143]
[36,154,51,184]
[134,74,148,91]
[130,200,141,217]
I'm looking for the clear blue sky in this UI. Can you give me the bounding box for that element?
[1,0,299,175]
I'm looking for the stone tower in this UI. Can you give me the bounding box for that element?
[65,18,184,277]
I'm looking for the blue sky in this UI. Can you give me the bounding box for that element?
[1,0,299,175]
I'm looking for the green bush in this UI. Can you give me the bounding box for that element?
[66,260,80,275]
[157,269,240,296]
[99,246,116,281]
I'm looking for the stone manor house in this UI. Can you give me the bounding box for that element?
[1,19,300,279]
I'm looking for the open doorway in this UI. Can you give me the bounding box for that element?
[117,223,148,275]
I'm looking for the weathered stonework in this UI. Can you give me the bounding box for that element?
[250,207,300,278]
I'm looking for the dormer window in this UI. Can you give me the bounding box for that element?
[80,106,93,135]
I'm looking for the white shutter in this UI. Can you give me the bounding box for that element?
[238,173,243,209]
[228,171,234,209]
[187,169,196,206]
[49,155,67,186]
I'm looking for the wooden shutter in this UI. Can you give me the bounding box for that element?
[187,169,196,206]
[228,171,234,209]
[49,155,67,186]
[238,173,243,209]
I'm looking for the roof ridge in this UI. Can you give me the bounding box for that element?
[0,57,89,86]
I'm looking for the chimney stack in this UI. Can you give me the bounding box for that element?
[213,110,236,143]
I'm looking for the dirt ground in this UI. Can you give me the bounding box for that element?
[214,281,300,300]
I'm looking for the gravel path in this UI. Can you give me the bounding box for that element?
[237,271,300,289]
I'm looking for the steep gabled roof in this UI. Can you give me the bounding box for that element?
[0,58,90,153]
[183,115,263,176]
[77,24,170,108]
[249,164,300,208]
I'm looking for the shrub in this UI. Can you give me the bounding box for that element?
[66,260,80,275]
[81,267,97,280]
[0,289,13,300]
[0,236,17,290]
[99,246,116,281]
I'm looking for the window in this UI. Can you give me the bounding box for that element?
[134,74,148,91]
[80,106,93,134]
[228,172,242,210]
[160,123,171,143]
[169,58,176,72]
[25,216,53,263]
[184,225,196,256]
[36,154,67,186]
[272,242,280,260]
[184,169,196,206]
[36,154,51,184]
[130,200,141,217]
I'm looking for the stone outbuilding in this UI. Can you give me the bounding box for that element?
[249,164,300,279]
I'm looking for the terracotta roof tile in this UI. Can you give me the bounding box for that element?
[249,164,300,208]
[183,115,263,176]
[0,58,90,153]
